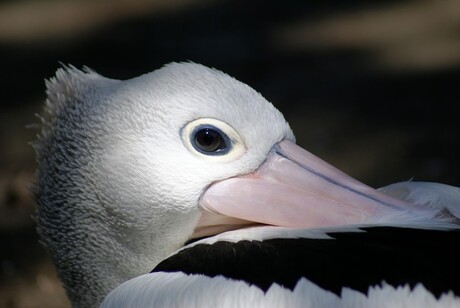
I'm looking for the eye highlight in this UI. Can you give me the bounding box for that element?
[182,118,246,161]
[192,125,229,155]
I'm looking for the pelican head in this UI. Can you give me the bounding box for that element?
[33,63,440,307]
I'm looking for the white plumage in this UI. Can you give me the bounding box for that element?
[33,62,460,307]
[101,273,460,308]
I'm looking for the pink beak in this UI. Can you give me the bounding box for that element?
[196,140,420,238]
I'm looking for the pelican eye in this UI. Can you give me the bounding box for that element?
[192,126,229,154]
[182,118,246,161]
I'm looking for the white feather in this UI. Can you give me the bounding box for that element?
[33,62,460,307]
[379,181,460,219]
[101,272,460,308]
[33,62,294,306]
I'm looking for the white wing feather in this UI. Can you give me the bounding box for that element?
[101,272,459,308]
[379,181,460,219]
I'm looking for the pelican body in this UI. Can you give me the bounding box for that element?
[33,63,460,307]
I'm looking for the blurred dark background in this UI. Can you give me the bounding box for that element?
[1,0,459,307]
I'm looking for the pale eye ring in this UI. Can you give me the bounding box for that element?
[191,125,230,155]
[182,118,246,161]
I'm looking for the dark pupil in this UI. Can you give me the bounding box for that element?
[195,128,224,152]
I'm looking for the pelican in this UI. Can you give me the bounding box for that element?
[33,62,460,307]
